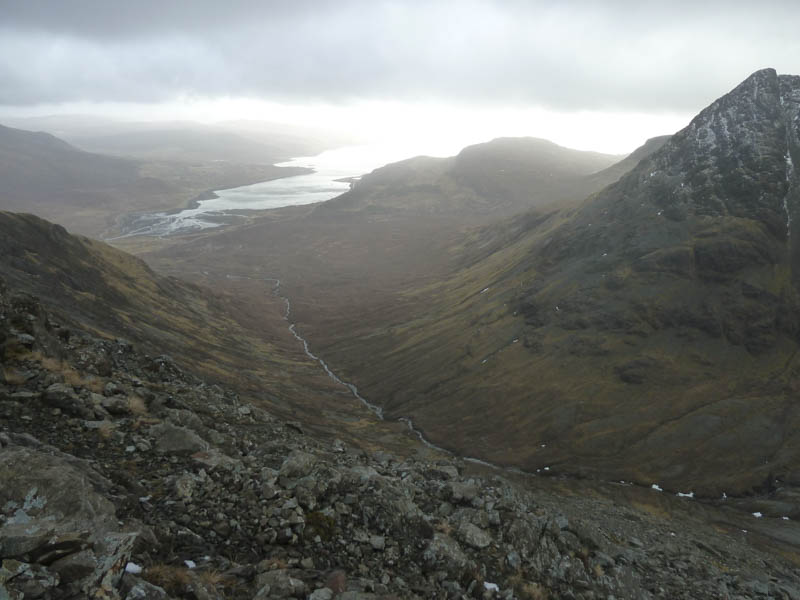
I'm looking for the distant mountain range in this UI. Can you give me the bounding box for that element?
[2,115,353,164]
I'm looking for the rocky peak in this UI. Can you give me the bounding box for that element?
[625,68,799,236]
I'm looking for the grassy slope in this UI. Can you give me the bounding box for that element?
[0,211,430,456]
[300,75,800,494]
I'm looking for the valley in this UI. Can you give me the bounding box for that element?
[3,68,800,599]
[130,70,800,500]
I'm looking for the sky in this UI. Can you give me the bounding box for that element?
[1,0,799,154]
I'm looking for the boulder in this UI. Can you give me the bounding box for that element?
[456,522,492,549]
[148,423,208,455]
[279,450,317,479]
[0,446,136,599]
[254,569,307,598]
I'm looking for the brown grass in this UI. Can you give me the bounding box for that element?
[508,572,550,600]
[260,557,289,571]
[2,367,30,386]
[128,394,148,415]
[36,355,106,393]
[143,565,232,594]
[143,565,192,595]
[96,421,116,440]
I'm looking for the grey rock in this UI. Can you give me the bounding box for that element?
[448,481,479,504]
[43,383,87,416]
[279,450,317,479]
[369,535,385,551]
[101,396,131,416]
[0,447,135,598]
[457,522,492,549]
[148,422,208,455]
[254,569,306,598]
[423,533,472,572]
[125,579,169,600]
[309,588,334,600]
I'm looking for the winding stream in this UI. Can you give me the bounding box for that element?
[222,274,788,522]
[225,274,489,460]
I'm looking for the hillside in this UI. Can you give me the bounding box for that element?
[4,259,800,599]
[136,136,656,373]
[0,124,308,237]
[294,69,800,496]
[0,211,419,448]
[324,137,623,218]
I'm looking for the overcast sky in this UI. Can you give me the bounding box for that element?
[1,0,799,153]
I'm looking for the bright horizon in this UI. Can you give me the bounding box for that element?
[0,98,692,157]
[3,2,798,158]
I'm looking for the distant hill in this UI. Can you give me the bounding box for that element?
[4,115,354,164]
[67,128,293,164]
[0,124,307,237]
[325,137,625,218]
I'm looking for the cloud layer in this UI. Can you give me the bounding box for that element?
[2,0,799,112]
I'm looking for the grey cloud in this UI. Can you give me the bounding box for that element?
[1,0,799,112]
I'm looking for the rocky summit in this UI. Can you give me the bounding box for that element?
[4,252,800,598]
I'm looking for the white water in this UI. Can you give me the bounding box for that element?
[113,143,450,238]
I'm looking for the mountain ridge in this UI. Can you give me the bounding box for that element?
[278,69,800,495]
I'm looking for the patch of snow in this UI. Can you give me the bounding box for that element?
[481,359,487,364]
[657,210,663,216]
[484,582,500,592]
[125,562,143,574]
[670,532,676,537]
[541,443,546,448]
[651,484,663,492]
[138,495,151,503]
[752,512,763,519]
[722,492,727,500]
[543,466,550,471]
[555,306,560,312]
[783,516,791,521]
[512,338,519,343]
[184,560,197,569]
[676,492,694,499]
[480,287,490,294]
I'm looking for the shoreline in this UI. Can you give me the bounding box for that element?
[174,164,315,213]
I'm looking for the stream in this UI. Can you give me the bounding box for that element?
[219,274,793,533]
[225,274,500,464]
